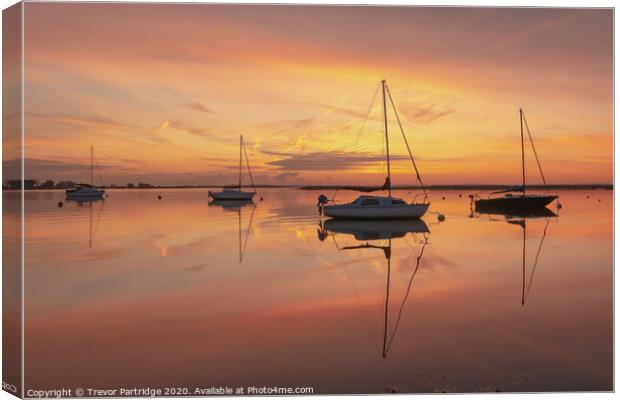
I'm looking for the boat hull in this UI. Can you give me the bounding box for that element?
[208,190,255,201]
[475,195,557,214]
[323,202,429,219]
[65,189,105,199]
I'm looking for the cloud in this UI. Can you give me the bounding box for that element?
[264,150,407,171]
[260,117,316,136]
[6,158,120,181]
[185,102,213,114]
[26,111,174,147]
[274,171,299,182]
[397,103,456,125]
[26,111,140,131]
[167,119,213,138]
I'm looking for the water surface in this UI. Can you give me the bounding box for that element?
[15,188,612,393]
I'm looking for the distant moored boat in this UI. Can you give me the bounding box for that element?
[66,146,105,200]
[475,108,557,213]
[209,135,256,201]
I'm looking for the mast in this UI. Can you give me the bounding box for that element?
[382,80,392,198]
[238,207,242,263]
[519,108,525,195]
[90,145,94,186]
[382,238,391,359]
[521,219,526,306]
[89,202,93,249]
[239,135,243,190]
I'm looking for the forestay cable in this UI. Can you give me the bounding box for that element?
[385,85,428,200]
[521,111,548,190]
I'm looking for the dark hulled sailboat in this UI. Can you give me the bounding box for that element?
[475,108,557,213]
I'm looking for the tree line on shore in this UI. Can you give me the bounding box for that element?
[3,179,156,190]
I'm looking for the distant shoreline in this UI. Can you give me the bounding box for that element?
[3,184,613,191]
[299,184,613,191]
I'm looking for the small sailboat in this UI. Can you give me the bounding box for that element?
[318,80,429,219]
[475,109,557,213]
[65,146,105,200]
[209,135,256,201]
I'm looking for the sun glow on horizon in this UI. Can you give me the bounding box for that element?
[16,4,612,186]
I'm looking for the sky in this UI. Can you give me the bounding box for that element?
[18,3,613,186]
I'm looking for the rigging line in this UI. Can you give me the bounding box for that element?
[385,237,429,353]
[242,139,257,192]
[93,197,105,239]
[385,85,428,200]
[352,82,381,149]
[93,152,104,187]
[331,188,339,202]
[524,217,551,302]
[329,234,381,352]
[239,136,243,189]
[241,204,257,263]
[521,111,548,190]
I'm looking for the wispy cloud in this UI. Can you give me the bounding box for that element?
[274,171,300,182]
[184,102,213,114]
[264,150,407,171]
[26,111,140,131]
[168,119,213,138]
[398,103,456,125]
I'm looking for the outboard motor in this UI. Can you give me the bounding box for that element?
[317,194,329,215]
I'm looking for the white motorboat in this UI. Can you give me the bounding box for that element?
[66,146,105,200]
[319,80,429,219]
[208,135,257,201]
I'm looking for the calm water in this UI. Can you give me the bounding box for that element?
[14,188,613,393]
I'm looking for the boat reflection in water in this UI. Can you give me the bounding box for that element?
[208,199,256,263]
[65,197,104,249]
[318,218,429,358]
[473,205,557,306]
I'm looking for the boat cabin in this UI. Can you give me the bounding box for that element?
[348,196,409,207]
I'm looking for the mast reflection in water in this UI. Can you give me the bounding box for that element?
[319,218,430,359]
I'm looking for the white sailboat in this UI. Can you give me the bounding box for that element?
[65,146,105,200]
[208,135,256,201]
[318,80,429,219]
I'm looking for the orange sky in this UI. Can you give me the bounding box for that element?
[18,4,613,186]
